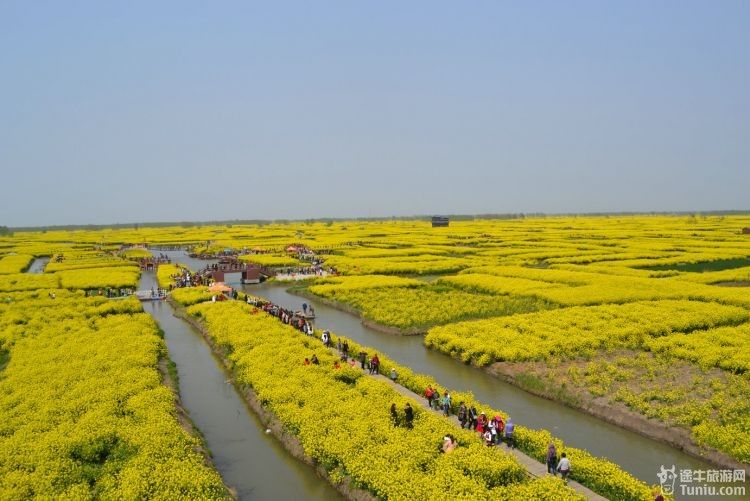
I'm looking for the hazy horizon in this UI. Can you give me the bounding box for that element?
[8,209,750,231]
[2,1,749,227]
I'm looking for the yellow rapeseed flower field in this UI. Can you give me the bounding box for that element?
[3,214,750,493]
[0,292,228,499]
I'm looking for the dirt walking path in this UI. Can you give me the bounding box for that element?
[337,353,607,500]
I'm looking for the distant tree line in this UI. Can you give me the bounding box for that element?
[8,210,750,232]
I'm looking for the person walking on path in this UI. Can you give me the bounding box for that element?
[457,402,468,428]
[557,453,571,482]
[390,367,397,382]
[424,385,435,408]
[441,392,451,416]
[504,417,516,449]
[476,413,488,434]
[483,428,494,447]
[370,354,380,375]
[488,415,497,443]
[493,415,504,445]
[359,351,367,370]
[404,403,414,429]
[432,389,441,410]
[468,406,479,430]
[546,442,558,475]
[342,341,349,358]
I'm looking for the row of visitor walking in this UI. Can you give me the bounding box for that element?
[243,295,574,482]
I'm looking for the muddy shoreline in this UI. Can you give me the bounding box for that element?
[284,289,750,474]
[487,363,749,474]
[169,299,375,501]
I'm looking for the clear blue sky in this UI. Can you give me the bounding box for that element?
[2,1,748,226]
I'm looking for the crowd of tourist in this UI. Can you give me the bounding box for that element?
[223,288,575,482]
[275,264,336,277]
[167,266,213,288]
[85,287,137,298]
[135,256,172,270]
[246,296,316,335]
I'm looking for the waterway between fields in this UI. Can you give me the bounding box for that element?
[157,250,743,500]
[139,270,339,500]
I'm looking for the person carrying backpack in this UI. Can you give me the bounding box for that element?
[493,415,505,445]
[457,403,468,428]
[424,386,434,408]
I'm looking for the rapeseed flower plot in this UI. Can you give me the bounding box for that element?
[425,300,749,365]
[309,274,424,294]
[171,286,215,306]
[321,254,475,275]
[0,293,228,499]
[45,253,138,272]
[0,274,60,292]
[644,323,750,373]
[120,248,152,259]
[238,254,302,267]
[313,284,551,331]
[54,267,141,290]
[157,263,183,288]
[0,254,35,274]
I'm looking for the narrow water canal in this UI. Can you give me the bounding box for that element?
[139,271,339,500]
[245,282,720,492]
[26,257,49,273]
